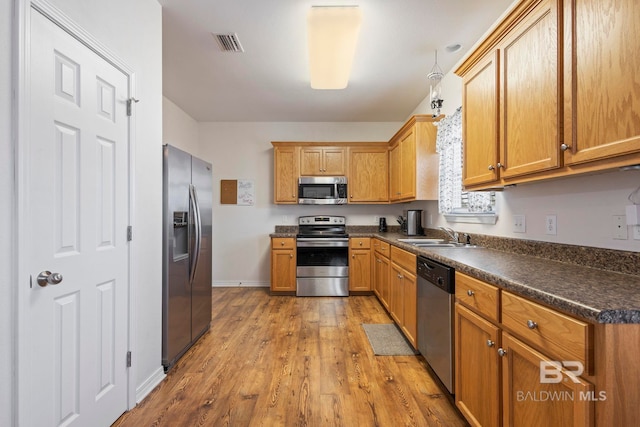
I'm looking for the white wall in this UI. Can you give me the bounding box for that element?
[1,1,14,425]
[5,0,164,421]
[411,71,640,252]
[163,96,200,156]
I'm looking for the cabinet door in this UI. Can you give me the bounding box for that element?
[455,304,501,427]
[274,146,298,203]
[500,0,561,178]
[390,263,404,326]
[389,143,402,201]
[501,333,593,427]
[271,247,296,292]
[563,0,640,165]
[373,252,390,309]
[399,128,417,199]
[462,51,500,187]
[322,148,346,175]
[300,147,323,175]
[349,249,371,291]
[348,148,389,202]
[401,269,417,347]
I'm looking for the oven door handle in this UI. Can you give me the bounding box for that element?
[296,238,349,247]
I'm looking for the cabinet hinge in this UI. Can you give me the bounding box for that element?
[127,226,133,241]
[126,351,132,368]
[126,98,139,117]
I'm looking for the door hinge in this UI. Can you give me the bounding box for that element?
[126,351,132,368]
[126,98,139,116]
[127,226,133,241]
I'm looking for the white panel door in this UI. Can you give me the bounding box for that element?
[26,8,130,426]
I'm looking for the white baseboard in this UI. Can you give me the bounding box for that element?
[135,366,165,404]
[212,280,269,287]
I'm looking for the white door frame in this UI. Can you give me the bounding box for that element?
[13,0,138,423]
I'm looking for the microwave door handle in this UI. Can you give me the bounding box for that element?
[189,184,202,284]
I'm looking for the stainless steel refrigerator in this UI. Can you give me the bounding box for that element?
[162,144,213,371]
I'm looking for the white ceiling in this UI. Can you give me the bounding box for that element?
[159,0,515,122]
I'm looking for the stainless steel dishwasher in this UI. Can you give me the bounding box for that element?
[417,255,455,394]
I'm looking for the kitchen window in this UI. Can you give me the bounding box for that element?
[436,107,497,224]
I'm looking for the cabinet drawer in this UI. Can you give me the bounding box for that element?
[271,237,295,249]
[455,272,500,322]
[390,246,416,272]
[501,291,592,372]
[350,237,371,249]
[373,239,390,257]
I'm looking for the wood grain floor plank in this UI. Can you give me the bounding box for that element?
[112,288,468,427]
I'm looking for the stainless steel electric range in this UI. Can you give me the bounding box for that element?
[296,215,349,296]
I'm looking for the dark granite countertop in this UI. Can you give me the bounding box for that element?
[271,229,640,324]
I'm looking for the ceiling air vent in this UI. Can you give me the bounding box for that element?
[213,33,245,53]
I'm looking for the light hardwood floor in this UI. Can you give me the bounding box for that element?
[113,287,468,426]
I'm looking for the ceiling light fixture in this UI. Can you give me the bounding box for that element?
[427,49,444,116]
[307,6,362,90]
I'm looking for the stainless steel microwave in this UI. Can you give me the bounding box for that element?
[298,176,347,205]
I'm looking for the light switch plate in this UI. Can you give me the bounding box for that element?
[513,215,526,233]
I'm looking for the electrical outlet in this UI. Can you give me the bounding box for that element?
[545,215,557,235]
[633,225,640,240]
[374,216,380,224]
[612,215,628,240]
[513,215,526,233]
[282,215,289,224]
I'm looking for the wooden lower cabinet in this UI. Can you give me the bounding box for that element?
[270,238,296,292]
[455,304,502,427]
[502,332,593,427]
[349,238,371,291]
[389,247,417,348]
[455,271,594,427]
[372,244,390,310]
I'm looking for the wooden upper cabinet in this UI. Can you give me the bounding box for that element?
[462,51,500,187]
[273,145,299,204]
[500,0,561,178]
[388,115,440,202]
[458,0,640,188]
[460,0,561,189]
[300,147,346,176]
[348,145,389,203]
[563,0,640,165]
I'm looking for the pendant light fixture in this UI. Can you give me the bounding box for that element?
[428,49,444,116]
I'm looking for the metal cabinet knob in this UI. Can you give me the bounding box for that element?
[560,143,571,151]
[281,241,285,246]
[498,348,507,357]
[467,290,475,297]
[527,320,538,330]
[496,163,504,169]
[289,254,293,259]
[352,254,355,259]
[488,165,495,171]
[487,340,495,347]
[397,274,403,279]
[359,241,363,246]
[37,271,63,287]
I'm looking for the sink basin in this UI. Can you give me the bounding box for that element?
[412,242,480,248]
[397,238,447,244]
[397,238,481,248]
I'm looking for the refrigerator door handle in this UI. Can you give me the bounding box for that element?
[189,184,202,284]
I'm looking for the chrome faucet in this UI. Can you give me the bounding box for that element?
[439,227,459,243]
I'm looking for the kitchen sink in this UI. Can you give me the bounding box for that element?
[397,238,448,244]
[397,238,480,248]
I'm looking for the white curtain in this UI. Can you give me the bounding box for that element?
[435,107,493,213]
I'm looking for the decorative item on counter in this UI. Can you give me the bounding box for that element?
[378,217,387,232]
